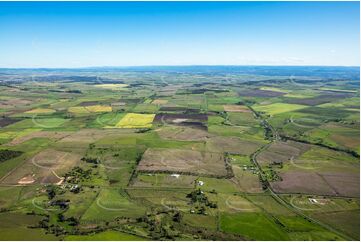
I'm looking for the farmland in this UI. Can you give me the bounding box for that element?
[0,66,359,240]
[116,113,155,128]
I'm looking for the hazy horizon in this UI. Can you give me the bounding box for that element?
[0,65,360,69]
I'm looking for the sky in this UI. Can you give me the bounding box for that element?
[0,1,359,68]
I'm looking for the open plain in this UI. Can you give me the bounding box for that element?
[0,66,359,240]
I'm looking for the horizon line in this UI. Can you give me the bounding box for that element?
[0,64,360,69]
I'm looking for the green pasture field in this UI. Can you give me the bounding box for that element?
[312,210,359,240]
[207,115,225,125]
[0,186,27,209]
[59,187,100,219]
[283,91,319,99]
[207,104,224,112]
[81,188,146,221]
[228,154,252,166]
[304,122,359,154]
[208,124,249,137]
[318,97,360,109]
[253,103,308,115]
[299,145,359,164]
[246,194,294,216]
[0,212,57,240]
[196,177,239,193]
[132,103,159,113]
[182,213,217,230]
[65,230,146,241]
[260,86,289,93]
[220,212,289,240]
[91,112,126,128]
[0,138,52,179]
[227,112,258,126]
[318,87,358,93]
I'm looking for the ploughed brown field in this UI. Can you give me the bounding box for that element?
[137,148,228,177]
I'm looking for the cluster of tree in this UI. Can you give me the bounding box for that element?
[269,161,283,169]
[187,189,218,210]
[138,169,229,179]
[261,120,274,140]
[258,173,270,190]
[64,166,92,183]
[50,199,70,210]
[135,128,151,133]
[48,89,82,94]
[81,156,99,164]
[0,149,23,163]
[135,210,183,240]
[263,169,282,182]
[57,214,79,226]
[46,185,59,199]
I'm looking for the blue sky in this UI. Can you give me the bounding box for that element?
[0,1,359,67]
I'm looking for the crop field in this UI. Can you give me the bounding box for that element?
[0,67,359,241]
[206,136,263,155]
[68,105,112,114]
[94,83,129,90]
[223,104,251,113]
[137,148,228,176]
[25,108,56,114]
[304,122,360,153]
[115,113,155,128]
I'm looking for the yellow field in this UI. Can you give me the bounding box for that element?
[284,93,316,98]
[116,113,155,128]
[260,86,288,93]
[318,87,357,93]
[25,108,55,114]
[0,128,42,141]
[94,84,128,90]
[68,105,112,113]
